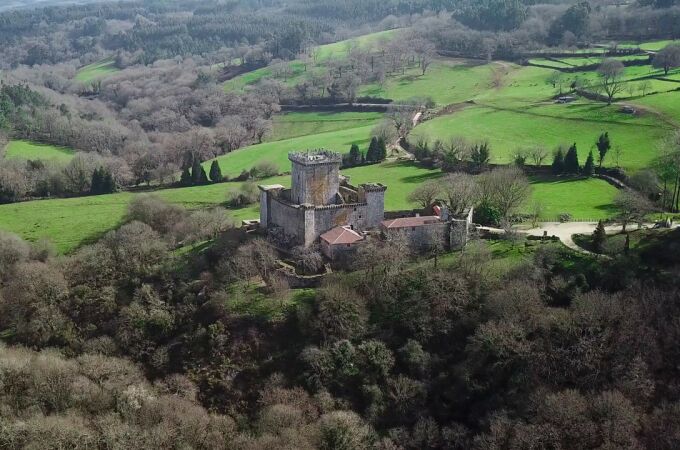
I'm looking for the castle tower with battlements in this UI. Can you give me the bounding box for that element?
[259,150,386,247]
[289,151,342,206]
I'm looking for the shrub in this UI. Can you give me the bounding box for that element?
[559,213,572,223]
[473,201,502,226]
[250,160,279,179]
[225,182,259,207]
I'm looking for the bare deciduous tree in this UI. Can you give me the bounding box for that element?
[597,59,625,105]
[441,173,478,215]
[478,166,532,220]
[529,146,549,166]
[407,181,440,209]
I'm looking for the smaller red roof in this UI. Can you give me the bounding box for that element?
[320,226,364,245]
[381,216,442,229]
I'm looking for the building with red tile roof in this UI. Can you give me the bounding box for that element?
[320,225,365,259]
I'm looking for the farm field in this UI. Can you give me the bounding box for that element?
[204,124,377,178]
[2,140,74,163]
[270,112,383,141]
[632,91,680,125]
[359,59,496,105]
[619,39,680,51]
[0,176,282,254]
[525,176,619,220]
[413,102,670,171]
[224,29,399,92]
[75,58,119,82]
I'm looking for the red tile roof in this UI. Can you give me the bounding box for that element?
[320,226,364,245]
[381,216,442,229]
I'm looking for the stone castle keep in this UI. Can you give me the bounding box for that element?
[259,151,387,247]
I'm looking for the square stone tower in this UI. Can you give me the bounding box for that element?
[289,150,342,206]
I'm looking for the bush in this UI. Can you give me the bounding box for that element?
[127,195,186,236]
[473,201,502,226]
[250,160,279,179]
[559,213,572,223]
[225,182,259,207]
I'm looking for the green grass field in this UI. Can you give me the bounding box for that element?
[0,155,621,254]
[413,102,670,171]
[3,140,74,163]
[204,124,377,177]
[270,112,383,141]
[75,58,119,83]
[360,59,495,106]
[525,176,619,220]
[224,29,399,92]
[632,91,680,125]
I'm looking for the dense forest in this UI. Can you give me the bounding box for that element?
[2,196,680,448]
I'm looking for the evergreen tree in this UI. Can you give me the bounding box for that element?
[209,160,223,183]
[470,142,491,169]
[180,167,192,186]
[552,148,565,174]
[101,170,116,193]
[198,165,209,184]
[366,137,380,162]
[377,138,387,161]
[583,150,595,176]
[596,132,610,168]
[191,158,204,185]
[349,144,362,166]
[564,143,580,174]
[90,168,102,195]
[592,220,607,253]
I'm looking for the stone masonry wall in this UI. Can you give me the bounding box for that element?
[384,222,450,252]
[310,203,368,245]
[269,196,305,245]
[291,160,340,206]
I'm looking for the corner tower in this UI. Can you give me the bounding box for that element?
[289,150,342,206]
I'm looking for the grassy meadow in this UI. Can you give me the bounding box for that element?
[2,140,74,163]
[525,176,619,220]
[414,101,670,171]
[270,112,383,141]
[75,58,119,82]
[224,29,399,92]
[204,124,377,178]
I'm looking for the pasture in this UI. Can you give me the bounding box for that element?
[204,124,377,177]
[224,29,399,92]
[2,140,74,163]
[75,58,119,82]
[270,112,383,141]
[359,59,496,105]
[525,176,619,220]
[413,102,670,171]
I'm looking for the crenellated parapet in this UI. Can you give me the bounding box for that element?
[288,150,342,166]
[359,183,387,193]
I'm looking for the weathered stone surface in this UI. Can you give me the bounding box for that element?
[260,151,387,248]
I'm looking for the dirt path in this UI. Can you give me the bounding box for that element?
[524,222,677,253]
[412,111,422,127]
[480,221,675,254]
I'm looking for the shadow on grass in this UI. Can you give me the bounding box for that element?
[529,175,591,184]
[74,216,128,254]
[400,172,445,184]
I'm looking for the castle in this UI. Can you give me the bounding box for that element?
[259,150,387,247]
[258,150,473,258]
